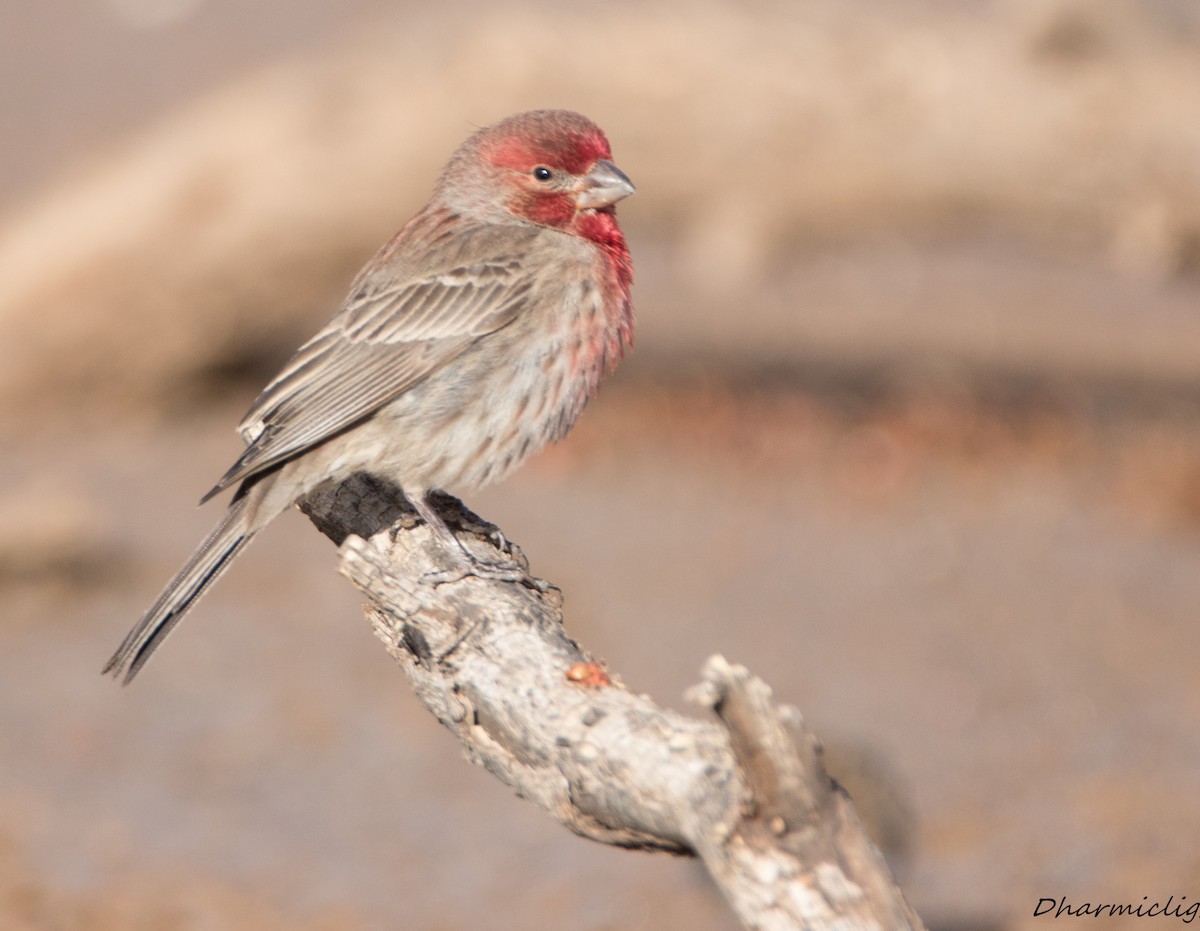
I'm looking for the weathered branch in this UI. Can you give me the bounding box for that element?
[300,474,924,930]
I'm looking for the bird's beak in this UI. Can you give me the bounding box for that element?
[575,159,636,209]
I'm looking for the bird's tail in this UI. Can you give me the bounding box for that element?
[104,495,257,684]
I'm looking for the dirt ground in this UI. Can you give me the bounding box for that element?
[2,2,1200,929]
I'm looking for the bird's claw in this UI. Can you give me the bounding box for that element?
[418,546,557,593]
[421,556,530,587]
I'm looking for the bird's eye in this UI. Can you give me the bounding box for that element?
[532,166,553,182]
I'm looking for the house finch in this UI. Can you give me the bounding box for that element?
[104,109,635,683]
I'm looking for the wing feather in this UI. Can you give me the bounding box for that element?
[201,219,543,502]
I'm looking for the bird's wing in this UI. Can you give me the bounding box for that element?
[202,222,542,501]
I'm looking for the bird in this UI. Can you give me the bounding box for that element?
[104,109,635,683]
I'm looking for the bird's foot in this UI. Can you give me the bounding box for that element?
[422,550,527,586]
[398,491,555,592]
[421,545,561,595]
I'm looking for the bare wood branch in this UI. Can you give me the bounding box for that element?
[300,474,925,930]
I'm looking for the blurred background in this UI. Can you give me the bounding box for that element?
[3,0,1200,928]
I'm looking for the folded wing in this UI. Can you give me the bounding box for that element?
[202,221,541,502]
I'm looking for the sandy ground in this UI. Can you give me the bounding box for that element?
[3,2,1200,929]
